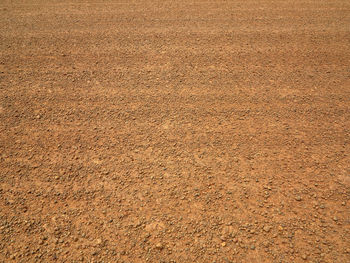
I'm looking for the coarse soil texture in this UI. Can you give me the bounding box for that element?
[0,0,350,262]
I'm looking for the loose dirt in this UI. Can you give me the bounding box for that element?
[1,0,349,262]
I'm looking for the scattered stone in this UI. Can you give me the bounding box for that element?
[155,242,164,250]
[295,196,302,201]
[263,225,271,232]
[301,254,307,260]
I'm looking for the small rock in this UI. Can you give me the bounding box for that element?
[301,254,307,260]
[155,242,164,250]
[295,196,302,201]
[263,225,271,232]
[221,242,227,247]
[250,244,255,250]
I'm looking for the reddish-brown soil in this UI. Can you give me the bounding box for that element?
[1,0,350,262]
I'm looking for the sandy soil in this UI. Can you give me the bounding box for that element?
[1,0,350,262]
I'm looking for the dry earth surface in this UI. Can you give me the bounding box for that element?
[1,0,350,262]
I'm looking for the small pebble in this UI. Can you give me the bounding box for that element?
[263,225,271,232]
[155,243,164,250]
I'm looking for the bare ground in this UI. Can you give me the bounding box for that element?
[0,0,350,262]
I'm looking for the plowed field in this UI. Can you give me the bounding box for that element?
[1,0,349,262]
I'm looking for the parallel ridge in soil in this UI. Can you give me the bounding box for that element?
[0,0,349,262]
